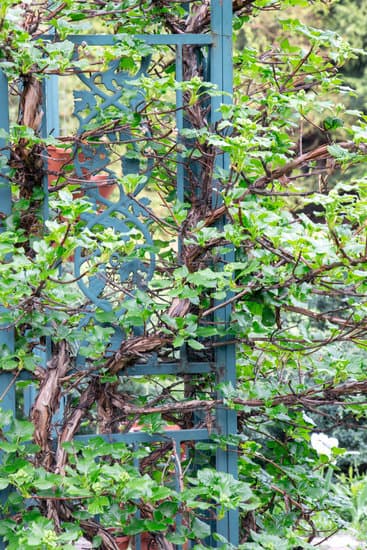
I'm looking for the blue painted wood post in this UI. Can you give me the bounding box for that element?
[43,76,60,137]
[0,71,16,418]
[41,75,60,218]
[210,1,239,547]
[0,71,15,550]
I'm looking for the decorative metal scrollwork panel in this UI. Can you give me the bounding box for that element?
[71,57,156,318]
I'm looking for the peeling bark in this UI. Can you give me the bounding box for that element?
[19,75,43,132]
[105,335,172,375]
[31,341,70,470]
[55,379,99,474]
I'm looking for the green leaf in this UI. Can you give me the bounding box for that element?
[187,339,205,350]
[327,144,351,160]
[0,479,9,490]
[191,517,210,539]
[87,496,110,514]
[261,306,276,327]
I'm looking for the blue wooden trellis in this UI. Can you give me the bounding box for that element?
[0,1,238,547]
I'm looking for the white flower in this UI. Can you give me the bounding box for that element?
[311,432,338,459]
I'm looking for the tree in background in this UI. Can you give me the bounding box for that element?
[328,0,367,111]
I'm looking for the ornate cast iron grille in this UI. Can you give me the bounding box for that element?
[0,1,238,546]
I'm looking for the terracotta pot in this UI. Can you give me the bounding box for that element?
[126,533,182,550]
[139,533,165,549]
[90,173,117,200]
[46,145,116,199]
[112,532,163,550]
[47,145,73,186]
[114,535,130,550]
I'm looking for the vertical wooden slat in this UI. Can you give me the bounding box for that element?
[0,70,15,550]
[0,71,16,418]
[176,44,184,205]
[210,1,239,546]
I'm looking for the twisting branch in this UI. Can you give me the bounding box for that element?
[31,342,71,470]
[109,378,367,417]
